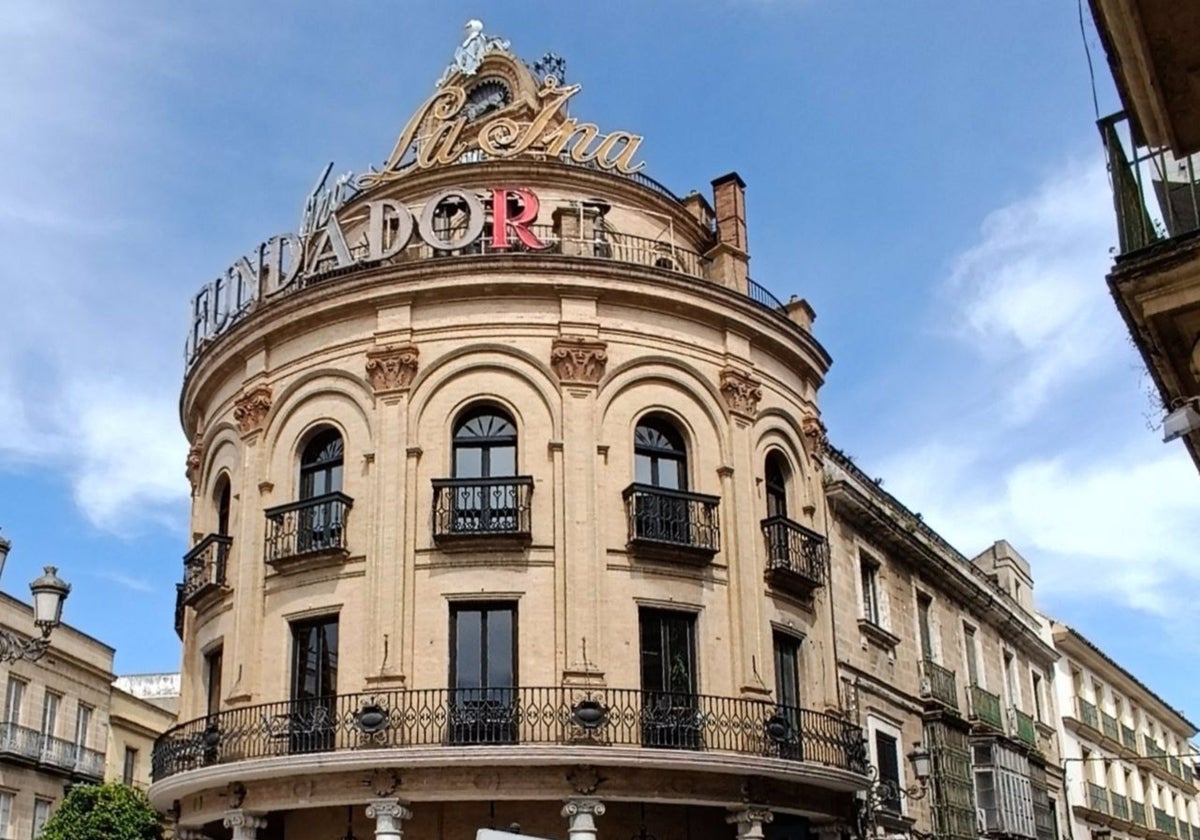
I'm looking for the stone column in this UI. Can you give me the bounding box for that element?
[366,799,413,840]
[727,807,774,840]
[223,810,268,840]
[562,798,606,840]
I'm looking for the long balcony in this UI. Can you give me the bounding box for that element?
[761,516,828,599]
[150,686,866,782]
[919,659,959,711]
[431,477,533,543]
[1122,722,1139,751]
[622,484,720,562]
[967,684,1004,730]
[263,492,353,564]
[180,534,231,606]
[1100,112,1200,255]
[0,723,104,780]
[1132,801,1148,827]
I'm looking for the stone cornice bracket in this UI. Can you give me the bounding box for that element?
[185,434,203,495]
[233,385,272,437]
[366,344,420,394]
[223,810,268,840]
[801,414,828,463]
[551,337,608,384]
[719,367,762,418]
[727,807,774,840]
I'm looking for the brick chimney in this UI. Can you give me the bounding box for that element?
[708,172,749,291]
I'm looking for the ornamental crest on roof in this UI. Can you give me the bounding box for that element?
[437,19,511,86]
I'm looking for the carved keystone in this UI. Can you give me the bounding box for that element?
[366,345,420,394]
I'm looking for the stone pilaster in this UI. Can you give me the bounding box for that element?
[223,810,268,840]
[366,799,412,840]
[727,807,774,840]
[562,798,606,840]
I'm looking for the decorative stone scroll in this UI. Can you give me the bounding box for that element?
[223,810,268,840]
[801,414,828,462]
[562,799,606,840]
[233,386,272,436]
[727,807,774,840]
[551,338,608,384]
[719,368,762,418]
[366,345,420,394]
[185,435,203,493]
[367,800,413,840]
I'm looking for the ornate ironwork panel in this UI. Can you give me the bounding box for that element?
[761,517,828,593]
[180,534,232,606]
[622,484,720,557]
[431,477,533,540]
[263,492,353,563]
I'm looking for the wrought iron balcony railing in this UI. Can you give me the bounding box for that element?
[180,534,231,606]
[919,660,959,711]
[431,477,533,542]
[1011,708,1037,749]
[173,584,185,639]
[150,686,866,782]
[622,484,720,560]
[0,723,104,780]
[1099,111,1200,255]
[761,516,828,597]
[1078,697,1100,730]
[1144,736,1169,770]
[968,684,1004,730]
[264,492,353,563]
[1087,782,1110,814]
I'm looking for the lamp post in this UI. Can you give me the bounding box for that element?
[0,530,71,664]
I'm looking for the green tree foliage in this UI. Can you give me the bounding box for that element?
[39,783,162,840]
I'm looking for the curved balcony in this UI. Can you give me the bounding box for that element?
[150,686,865,783]
[180,534,231,606]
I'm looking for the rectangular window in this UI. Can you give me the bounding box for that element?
[74,704,92,749]
[205,647,224,718]
[0,791,12,839]
[1032,671,1045,722]
[4,678,25,725]
[1003,652,1017,708]
[875,730,902,813]
[288,615,339,754]
[40,692,60,737]
[973,738,1037,839]
[963,624,980,686]
[917,594,934,660]
[860,555,880,625]
[773,632,801,709]
[32,799,51,838]
[449,603,517,744]
[123,746,138,786]
[639,609,699,749]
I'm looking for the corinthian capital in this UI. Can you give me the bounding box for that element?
[233,385,272,436]
[366,345,420,393]
[719,367,762,418]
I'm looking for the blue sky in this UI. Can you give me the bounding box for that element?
[1,2,1197,720]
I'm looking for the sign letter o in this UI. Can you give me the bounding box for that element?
[417,189,485,250]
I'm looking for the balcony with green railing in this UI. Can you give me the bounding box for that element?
[1182,762,1194,785]
[1111,792,1130,822]
[1132,801,1148,827]
[1087,782,1110,814]
[1101,711,1120,742]
[1144,737,1170,771]
[1078,697,1100,730]
[1155,807,1177,836]
[1167,755,1181,779]
[967,684,1003,730]
[1122,723,1139,752]
[1011,708,1037,749]
[920,659,959,711]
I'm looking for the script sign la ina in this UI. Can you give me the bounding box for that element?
[358,78,644,189]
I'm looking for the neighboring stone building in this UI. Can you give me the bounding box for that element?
[0,592,113,838]
[1050,622,1200,840]
[108,684,179,790]
[1088,1,1200,469]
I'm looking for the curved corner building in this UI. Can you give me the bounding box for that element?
[153,26,869,840]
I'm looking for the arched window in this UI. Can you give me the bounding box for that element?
[215,476,232,536]
[634,416,687,490]
[300,428,344,499]
[453,407,517,478]
[765,452,789,519]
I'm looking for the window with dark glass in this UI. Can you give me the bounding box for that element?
[289,615,338,753]
[765,452,789,518]
[4,677,25,725]
[639,609,700,748]
[875,730,902,813]
[205,647,223,718]
[964,624,980,685]
[123,746,137,786]
[216,477,231,536]
[917,594,934,661]
[773,632,801,709]
[300,429,344,498]
[860,556,880,625]
[449,603,516,743]
[449,407,519,533]
[634,417,687,489]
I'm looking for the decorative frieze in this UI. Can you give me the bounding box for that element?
[366,344,420,393]
[185,435,203,494]
[551,337,608,384]
[801,414,828,462]
[719,368,762,418]
[233,386,272,436]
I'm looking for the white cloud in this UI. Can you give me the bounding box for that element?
[947,158,1118,422]
[89,568,156,594]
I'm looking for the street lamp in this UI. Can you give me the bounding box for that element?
[865,742,933,813]
[0,531,71,663]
